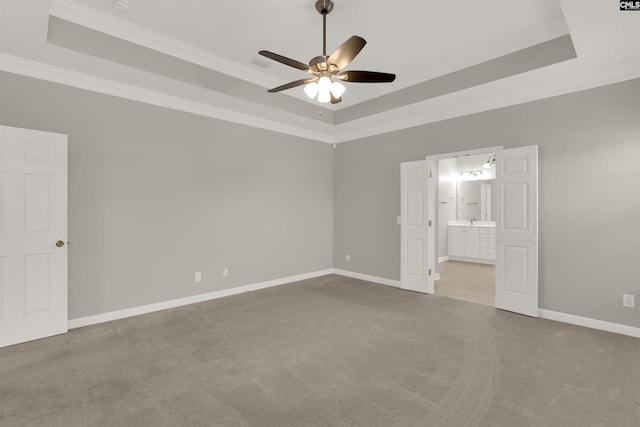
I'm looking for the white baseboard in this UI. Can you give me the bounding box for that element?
[438,256,449,263]
[68,269,333,329]
[332,269,401,288]
[538,309,640,339]
[68,267,639,340]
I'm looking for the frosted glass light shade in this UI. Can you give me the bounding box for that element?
[304,82,319,99]
[318,76,332,92]
[330,81,345,98]
[317,90,331,103]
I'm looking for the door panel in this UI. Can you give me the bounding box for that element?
[0,125,68,348]
[405,238,424,276]
[401,160,433,293]
[495,145,538,317]
[503,183,528,230]
[502,246,528,294]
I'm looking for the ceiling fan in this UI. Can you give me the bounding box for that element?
[258,0,396,104]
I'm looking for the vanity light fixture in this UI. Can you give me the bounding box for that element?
[483,154,497,169]
[460,170,484,178]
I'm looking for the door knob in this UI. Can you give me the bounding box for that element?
[56,240,65,248]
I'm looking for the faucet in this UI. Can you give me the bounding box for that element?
[470,217,475,225]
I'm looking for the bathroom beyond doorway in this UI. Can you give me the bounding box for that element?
[435,151,497,307]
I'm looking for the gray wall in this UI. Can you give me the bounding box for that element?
[0,72,333,319]
[334,78,640,328]
[2,70,639,329]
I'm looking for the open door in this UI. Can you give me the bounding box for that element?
[0,125,68,348]
[495,145,538,317]
[400,160,435,293]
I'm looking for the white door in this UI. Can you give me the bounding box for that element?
[400,160,434,293]
[0,125,68,348]
[495,145,538,317]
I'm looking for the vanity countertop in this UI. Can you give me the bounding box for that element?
[448,220,496,227]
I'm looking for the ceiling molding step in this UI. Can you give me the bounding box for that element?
[3,51,638,146]
[0,53,335,144]
[335,34,577,124]
[48,0,280,91]
[331,60,640,143]
[47,16,335,126]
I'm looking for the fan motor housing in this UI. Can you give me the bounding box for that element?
[310,55,338,73]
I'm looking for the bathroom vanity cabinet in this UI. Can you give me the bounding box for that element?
[448,225,495,264]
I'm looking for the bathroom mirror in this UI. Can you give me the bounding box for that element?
[456,180,494,221]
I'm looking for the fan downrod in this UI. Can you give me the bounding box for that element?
[315,0,333,15]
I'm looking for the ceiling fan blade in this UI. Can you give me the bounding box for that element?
[330,93,342,104]
[328,36,366,70]
[338,70,396,83]
[267,78,317,93]
[259,50,311,72]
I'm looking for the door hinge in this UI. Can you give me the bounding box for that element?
[429,171,432,178]
[428,220,432,227]
[428,268,432,276]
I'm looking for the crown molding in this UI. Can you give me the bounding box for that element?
[0,53,335,143]
[49,0,280,91]
[3,52,639,146]
[331,59,640,143]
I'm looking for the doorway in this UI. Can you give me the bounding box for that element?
[400,145,539,317]
[435,150,497,307]
[434,151,496,306]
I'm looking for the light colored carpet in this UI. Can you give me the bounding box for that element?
[435,260,495,306]
[1,274,639,426]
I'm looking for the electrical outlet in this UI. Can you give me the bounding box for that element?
[194,272,202,282]
[623,294,635,308]
[345,255,351,262]
[222,268,229,278]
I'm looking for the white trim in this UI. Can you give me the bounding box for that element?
[49,0,278,90]
[331,61,640,144]
[68,269,333,329]
[66,268,640,340]
[332,269,401,288]
[428,146,503,161]
[539,309,640,339]
[438,256,449,263]
[0,53,335,144]
[448,255,495,265]
[3,52,639,145]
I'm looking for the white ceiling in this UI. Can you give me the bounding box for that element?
[72,0,569,107]
[1,0,639,143]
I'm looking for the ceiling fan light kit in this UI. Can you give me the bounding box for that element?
[259,0,395,104]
